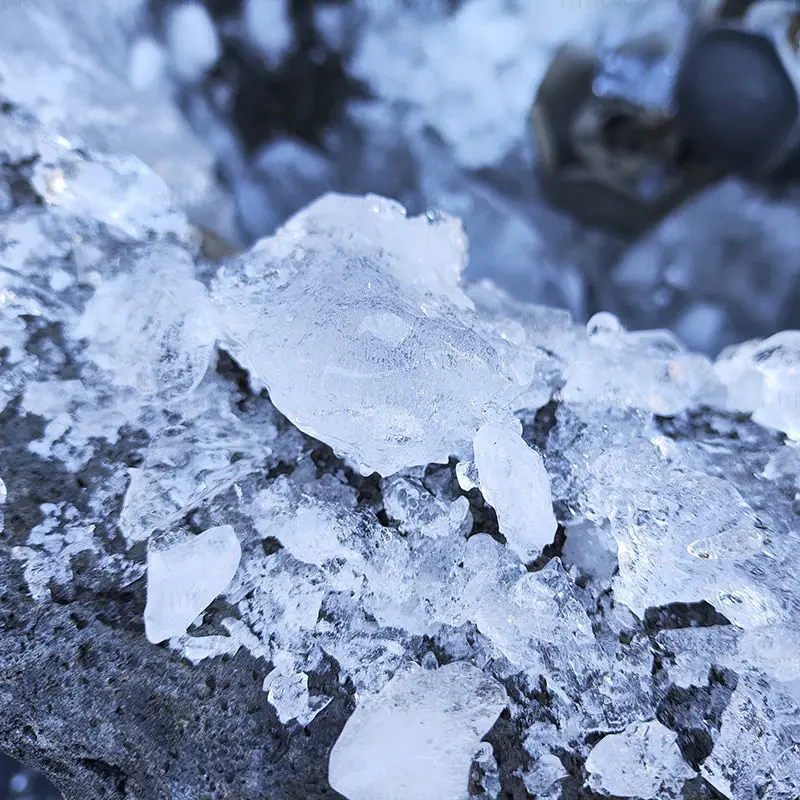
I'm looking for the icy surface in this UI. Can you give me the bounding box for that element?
[585,720,696,797]
[144,525,242,644]
[327,662,507,800]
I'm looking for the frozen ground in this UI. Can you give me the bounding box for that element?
[0,1,799,800]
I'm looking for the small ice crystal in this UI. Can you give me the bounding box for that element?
[472,421,557,561]
[585,720,696,798]
[328,662,507,800]
[144,525,242,644]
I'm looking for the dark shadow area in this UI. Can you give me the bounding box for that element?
[0,753,60,800]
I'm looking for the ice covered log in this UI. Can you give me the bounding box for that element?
[1,75,800,800]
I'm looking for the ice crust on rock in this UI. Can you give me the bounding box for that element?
[144,525,242,643]
[327,662,507,800]
[585,720,696,797]
[472,420,557,561]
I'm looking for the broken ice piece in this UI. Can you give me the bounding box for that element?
[473,421,557,561]
[715,330,800,439]
[585,720,696,798]
[262,668,332,727]
[144,525,242,644]
[328,662,507,800]
[212,192,524,475]
[76,244,218,402]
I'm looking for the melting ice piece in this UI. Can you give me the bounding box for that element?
[585,720,696,798]
[715,330,800,439]
[213,193,527,475]
[328,662,507,800]
[473,421,557,561]
[144,525,242,644]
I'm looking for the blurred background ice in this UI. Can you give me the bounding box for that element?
[118,0,800,355]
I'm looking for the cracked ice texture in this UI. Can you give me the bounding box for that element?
[327,662,507,800]
[213,193,541,475]
[144,525,242,644]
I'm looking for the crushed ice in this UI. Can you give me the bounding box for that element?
[1,2,800,798]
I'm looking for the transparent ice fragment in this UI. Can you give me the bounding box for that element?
[715,331,800,439]
[31,146,195,245]
[702,674,800,800]
[75,244,217,402]
[473,421,557,561]
[262,666,331,726]
[585,720,696,798]
[561,323,721,415]
[213,193,526,475]
[328,662,507,800]
[179,634,242,665]
[119,380,272,544]
[144,525,242,644]
[382,476,471,538]
[520,753,567,800]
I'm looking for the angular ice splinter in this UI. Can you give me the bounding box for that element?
[473,421,557,561]
[585,720,696,798]
[144,525,242,644]
[328,662,507,800]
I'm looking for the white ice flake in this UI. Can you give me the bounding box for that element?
[144,526,242,644]
[328,662,507,800]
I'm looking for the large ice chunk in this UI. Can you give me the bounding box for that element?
[213,193,536,475]
[585,720,695,798]
[144,525,242,643]
[328,662,507,800]
[472,421,557,561]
